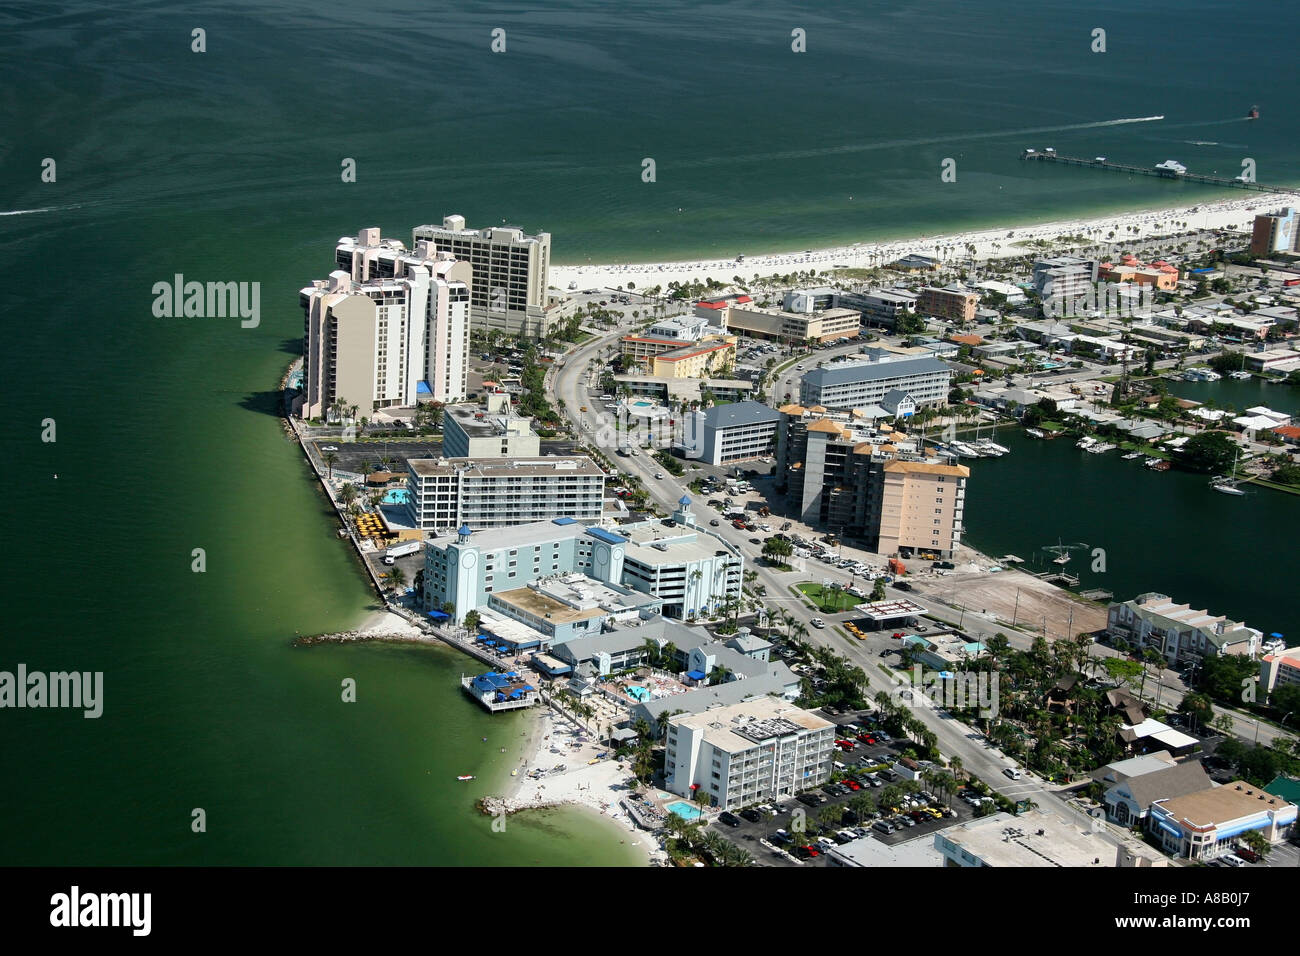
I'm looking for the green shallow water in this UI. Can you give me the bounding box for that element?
[2,0,1296,863]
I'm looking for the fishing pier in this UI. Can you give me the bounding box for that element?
[1021,151,1291,194]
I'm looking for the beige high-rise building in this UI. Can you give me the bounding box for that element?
[300,228,471,419]
[412,215,552,338]
[877,460,969,555]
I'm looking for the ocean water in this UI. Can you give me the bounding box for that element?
[2,0,1296,863]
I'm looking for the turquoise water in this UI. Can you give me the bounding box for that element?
[667,801,703,821]
[383,489,410,505]
[626,686,651,702]
[633,401,654,408]
[3,0,1297,866]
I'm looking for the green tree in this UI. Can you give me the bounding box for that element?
[323,451,339,480]
[463,609,481,632]
[1176,431,1238,473]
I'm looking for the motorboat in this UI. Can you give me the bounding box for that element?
[457,775,475,781]
[1025,428,1045,439]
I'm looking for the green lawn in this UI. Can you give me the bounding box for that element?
[795,582,860,613]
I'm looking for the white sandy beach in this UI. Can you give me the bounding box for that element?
[551,191,1300,293]
[491,705,668,865]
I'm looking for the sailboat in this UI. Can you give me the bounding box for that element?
[1210,450,1246,495]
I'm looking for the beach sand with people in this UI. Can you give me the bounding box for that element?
[487,703,668,865]
[551,191,1300,293]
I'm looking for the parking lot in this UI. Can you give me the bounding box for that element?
[704,710,978,866]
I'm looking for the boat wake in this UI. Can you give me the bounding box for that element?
[0,204,84,217]
[683,116,1168,167]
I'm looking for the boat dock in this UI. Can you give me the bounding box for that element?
[1031,570,1080,587]
[461,672,540,712]
[1021,151,1291,193]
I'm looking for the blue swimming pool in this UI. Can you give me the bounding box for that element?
[632,401,653,408]
[666,801,702,820]
[383,489,410,505]
[625,685,650,702]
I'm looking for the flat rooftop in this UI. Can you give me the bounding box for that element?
[445,403,536,439]
[671,696,832,753]
[429,517,590,550]
[622,524,740,565]
[828,833,942,867]
[492,586,606,625]
[938,810,1164,867]
[853,599,928,622]
[408,456,604,479]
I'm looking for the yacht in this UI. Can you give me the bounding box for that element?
[1212,482,1246,496]
[1121,451,1143,460]
[1229,370,1252,380]
[1025,428,1046,439]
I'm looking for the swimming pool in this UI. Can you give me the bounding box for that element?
[382,489,410,505]
[666,801,702,821]
[625,685,651,702]
[632,401,653,408]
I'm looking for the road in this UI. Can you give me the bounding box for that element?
[550,327,1097,830]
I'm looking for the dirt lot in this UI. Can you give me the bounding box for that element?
[909,559,1107,642]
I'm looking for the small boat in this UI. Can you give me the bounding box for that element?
[457,775,475,781]
[1230,370,1252,380]
[1076,436,1096,450]
[1053,553,1071,566]
[1025,428,1045,439]
[1122,451,1142,460]
[1213,483,1246,496]
[1248,105,1259,120]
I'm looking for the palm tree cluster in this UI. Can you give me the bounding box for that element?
[660,814,754,867]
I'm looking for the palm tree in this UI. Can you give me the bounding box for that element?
[386,566,407,593]
[323,452,339,480]
[338,481,359,507]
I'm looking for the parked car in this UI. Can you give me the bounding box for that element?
[739,808,762,823]
[718,811,741,827]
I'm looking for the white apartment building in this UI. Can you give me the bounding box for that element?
[405,456,605,533]
[412,215,552,338]
[301,228,470,418]
[441,392,541,459]
[422,497,743,624]
[617,500,744,619]
[798,356,951,410]
[664,697,835,810]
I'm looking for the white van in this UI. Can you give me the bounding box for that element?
[1003,767,1022,780]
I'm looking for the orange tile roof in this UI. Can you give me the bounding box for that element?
[883,460,970,477]
[807,418,846,435]
[778,403,807,415]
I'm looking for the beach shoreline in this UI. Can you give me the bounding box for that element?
[486,704,667,866]
[550,190,1300,292]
